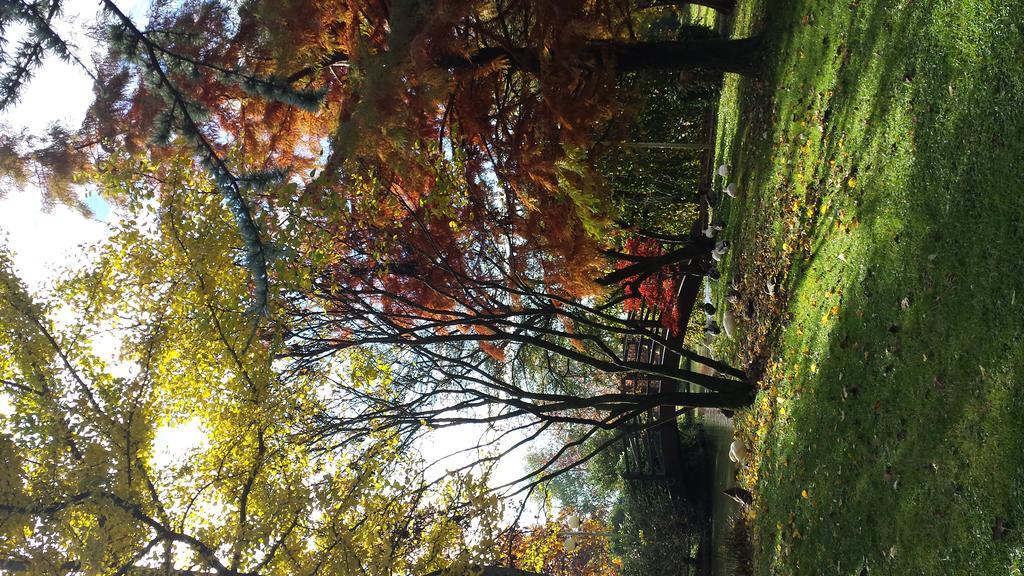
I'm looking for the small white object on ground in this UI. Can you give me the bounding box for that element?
[767,280,776,296]
[722,309,736,338]
[563,536,578,552]
[725,182,738,198]
[729,439,748,464]
[711,240,728,262]
[718,164,730,178]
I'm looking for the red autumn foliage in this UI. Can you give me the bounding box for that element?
[619,239,686,335]
[76,0,760,302]
[41,0,759,358]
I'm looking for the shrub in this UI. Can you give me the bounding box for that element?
[721,514,754,576]
[611,484,700,576]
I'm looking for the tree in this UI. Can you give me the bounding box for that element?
[3,1,755,410]
[638,0,737,14]
[610,484,701,576]
[524,429,624,517]
[272,0,760,302]
[276,166,752,504]
[505,511,620,576]
[283,183,749,398]
[1,4,758,572]
[4,0,762,307]
[0,162,505,575]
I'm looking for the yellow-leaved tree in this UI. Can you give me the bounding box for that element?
[0,158,506,575]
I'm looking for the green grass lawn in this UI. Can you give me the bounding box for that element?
[707,0,1024,573]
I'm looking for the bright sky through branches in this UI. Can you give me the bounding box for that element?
[0,1,550,524]
[0,0,200,468]
[0,0,149,288]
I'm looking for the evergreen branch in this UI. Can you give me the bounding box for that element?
[100,0,272,317]
[0,0,61,111]
[135,32,325,111]
[18,0,95,75]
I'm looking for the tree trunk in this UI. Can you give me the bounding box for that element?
[425,566,547,576]
[690,0,735,12]
[0,559,224,575]
[0,564,554,576]
[295,36,762,83]
[563,388,754,413]
[640,0,736,13]
[605,140,709,151]
[598,238,713,286]
[595,37,762,75]
[656,389,755,409]
[439,37,763,77]
[611,226,694,244]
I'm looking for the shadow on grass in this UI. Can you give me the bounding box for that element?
[713,0,1024,573]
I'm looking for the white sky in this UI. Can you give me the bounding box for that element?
[0,0,195,463]
[0,0,115,289]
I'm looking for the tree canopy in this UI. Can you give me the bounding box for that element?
[1,0,761,573]
[0,163,506,574]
